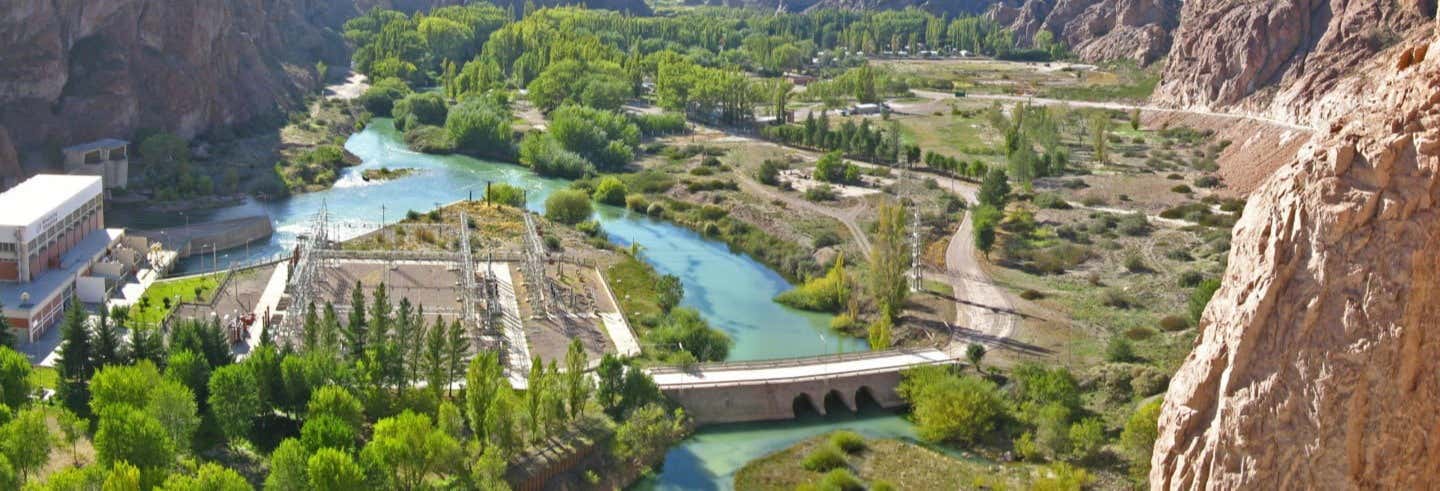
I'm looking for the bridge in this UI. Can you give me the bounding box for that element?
[649,348,954,424]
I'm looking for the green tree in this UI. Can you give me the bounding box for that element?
[0,347,31,409]
[563,340,590,419]
[1088,111,1110,164]
[613,404,687,470]
[157,463,250,491]
[868,201,911,320]
[266,439,311,491]
[208,364,261,444]
[544,189,594,225]
[90,361,163,416]
[309,448,365,491]
[56,305,93,413]
[0,408,50,482]
[301,414,356,452]
[867,316,893,350]
[94,406,175,476]
[1068,417,1105,462]
[345,281,368,358]
[965,343,987,373]
[1121,399,1163,480]
[592,176,628,206]
[465,351,504,449]
[164,350,210,409]
[1189,279,1221,323]
[446,98,514,159]
[362,411,462,490]
[91,307,121,368]
[977,168,1010,208]
[444,320,468,398]
[972,205,1002,258]
[595,354,624,417]
[359,77,413,117]
[0,303,13,350]
[145,381,199,455]
[899,370,1006,443]
[308,385,365,430]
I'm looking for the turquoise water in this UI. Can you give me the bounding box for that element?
[177,119,865,361]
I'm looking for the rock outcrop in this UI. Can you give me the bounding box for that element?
[0,0,354,172]
[1152,0,1435,125]
[990,0,1178,64]
[1151,27,1440,489]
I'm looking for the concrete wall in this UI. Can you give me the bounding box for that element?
[662,370,909,425]
[134,216,274,258]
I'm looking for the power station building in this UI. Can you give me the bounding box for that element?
[0,175,128,341]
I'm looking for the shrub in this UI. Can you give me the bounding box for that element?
[829,314,857,332]
[1159,315,1190,331]
[1125,326,1156,340]
[1081,195,1107,207]
[804,185,838,202]
[1124,255,1149,273]
[817,469,864,491]
[1106,337,1137,362]
[1194,175,1221,188]
[1117,213,1151,236]
[593,176,628,206]
[801,444,848,472]
[1188,279,1221,322]
[757,159,784,185]
[625,194,648,213]
[1177,270,1206,287]
[1020,289,1045,300]
[646,203,664,216]
[358,77,411,116]
[1101,289,1133,309]
[1170,184,1193,194]
[484,183,526,208]
[775,260,849,313]
[544,189,594,225]
[576,220,603,237]
[829,431,866,454]
[402,125,456,153]
[1033,193,1071,209]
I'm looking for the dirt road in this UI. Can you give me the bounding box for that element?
[910,89,1316,133]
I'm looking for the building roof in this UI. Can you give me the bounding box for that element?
[0,174,103,228]
[62,139,129,154]
[0,228,123,311]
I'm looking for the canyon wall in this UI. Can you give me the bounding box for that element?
[1152,0,1436,125]
[989,0,1178,64]
[1150,26,1440,488]
[0,0,356,180]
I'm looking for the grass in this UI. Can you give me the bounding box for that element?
[130,273,224,327]
[606,255,667,329]
[30,366,58,391]
[735,433,1042,490]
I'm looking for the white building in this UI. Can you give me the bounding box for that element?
[0,175,128,341]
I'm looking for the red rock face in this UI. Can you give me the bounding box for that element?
[0,0,353,163]
[995,0,1179,63]
[1152,0,1434,124]
[1151,30,1440,489]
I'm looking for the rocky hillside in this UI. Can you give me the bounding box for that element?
[1153,0,1436,125]
[0,0,357,180]
[989,0,1178,64]
[1151,25,1440,488]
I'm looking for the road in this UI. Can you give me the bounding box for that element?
[908,89,1316,133]
[649,348,950,387]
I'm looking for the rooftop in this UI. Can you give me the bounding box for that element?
[1,228,123,310]
[0,174,102,228]
[62,139,129,154]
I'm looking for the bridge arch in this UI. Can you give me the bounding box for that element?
[855,385,881,410]
[792,392,824,418]
[824,389,857,414]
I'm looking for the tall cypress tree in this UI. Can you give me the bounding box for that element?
[0,302,16,348]
[55,303,93,415]
[344,281,367,359]
[90,306,120,368]
[444,319,468,398]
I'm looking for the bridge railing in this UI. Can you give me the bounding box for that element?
[654,356,955,390]
[646,347,948,375]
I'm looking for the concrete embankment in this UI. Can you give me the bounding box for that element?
[132,215,274,258]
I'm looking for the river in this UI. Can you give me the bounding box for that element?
[166,119,911,488]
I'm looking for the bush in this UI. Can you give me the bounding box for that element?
[485,183,526,208]
[818,469,864,491]
[1194,175,1221,188]
[1106,337,1137,362]
[689,166,715,176]
[646,202,664,216]
[804,185,838,202]
[757,159,784,185]
[544,189,594,225]
[829,431,866,454]
[1159,315,1190,331]
[1124,255,1149,273]
[1170,184,1193,194]
[403,125,456,153]
[1101,289,1134,309]
[829,314,857,331]
[774,260,849,313]
[1020,289,1045,300]
[802,444,848,472]
[358,77,411,116]
[1033,193,1071,209]
[1177,270,1206,287]
[1117,213,1151,236]
[1188,279,1221,322]
[625,194,648,212]
[593,176,628,206]
[446,98,514,159]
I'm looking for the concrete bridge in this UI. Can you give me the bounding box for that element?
[650,348,954,425]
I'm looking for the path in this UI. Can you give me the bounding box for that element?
[736,174,873,260]
[909,89,1317,133]
[325,71,369,100]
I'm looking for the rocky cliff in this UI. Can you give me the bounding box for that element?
[989,0,1178,64]
[1152,0,1435,125]
[1151,25,1440,488]
[0,0,357,180]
